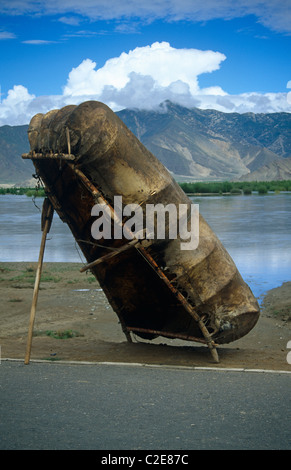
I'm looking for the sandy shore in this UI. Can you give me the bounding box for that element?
[0,262,290,370]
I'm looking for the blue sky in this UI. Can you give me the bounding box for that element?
[0,1,290,125]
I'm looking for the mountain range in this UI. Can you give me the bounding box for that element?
[0,100,290,185]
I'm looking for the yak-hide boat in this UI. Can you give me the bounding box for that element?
[22,101,260,362]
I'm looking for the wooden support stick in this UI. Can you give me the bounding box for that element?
[80,239,140,272]
[136,246,220,363]
[22,152,75,161]
[127,326,218,345]
[66,127,71,155]
[24,199,54,365]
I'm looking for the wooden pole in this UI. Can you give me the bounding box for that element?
[24,199,54,365]
[127,326,218,345]
[22,152,75,160]
[80,239,140,273]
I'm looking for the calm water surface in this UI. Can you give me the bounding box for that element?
[0,193,290,300]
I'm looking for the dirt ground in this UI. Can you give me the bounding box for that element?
[0,262,290,370]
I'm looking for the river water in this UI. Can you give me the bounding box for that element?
[0,193,290,301]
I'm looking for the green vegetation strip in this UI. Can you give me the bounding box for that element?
[0,187,46,197]
[179,180,291,195]
[1,180,291,197]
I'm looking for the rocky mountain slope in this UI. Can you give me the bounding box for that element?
[239,157,291,181]
[0,101,290,184]
[118,101,291,181]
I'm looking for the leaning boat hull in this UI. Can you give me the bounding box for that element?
[24,101,259,348]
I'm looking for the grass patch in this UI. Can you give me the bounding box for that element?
[9,274,35,283]
[269,307,291,321]
[40,275,61,283]
[0,265,12,273]
[8,272,61,284]
[25,266,35,273]
[44,329,83,339]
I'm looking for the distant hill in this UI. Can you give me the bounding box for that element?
[118,101,291,181]
[239,157,291,182]
[0,101,290,185]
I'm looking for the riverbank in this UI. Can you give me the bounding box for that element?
[1,179,291,197]
[0,262,290,370]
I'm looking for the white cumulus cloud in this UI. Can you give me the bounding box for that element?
[63,42,226,97]
[0,42,290,126]
[0,85,35,124]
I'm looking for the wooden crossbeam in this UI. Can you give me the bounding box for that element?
[80,239,140,272]
[22,152,75,161]
[127,326,219,345]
